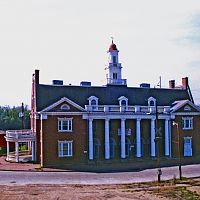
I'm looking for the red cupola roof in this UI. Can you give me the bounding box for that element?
[108,40,118,51]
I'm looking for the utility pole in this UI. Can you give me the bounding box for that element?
[155,100,162,182]
[173,122,182,180]
[19,102,25,129]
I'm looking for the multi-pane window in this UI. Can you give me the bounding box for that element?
[182,117,193,130]
[58,118,72,132]
[184,137,192,157]
[58,141,73,157]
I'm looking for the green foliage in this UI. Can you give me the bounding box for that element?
[0,105,30,130]
[19,144,28,151]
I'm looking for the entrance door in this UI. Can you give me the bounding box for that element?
[184,137,192,157]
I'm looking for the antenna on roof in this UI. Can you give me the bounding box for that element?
[157,76,162,88]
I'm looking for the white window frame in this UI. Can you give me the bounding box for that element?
[58,118,73,132]
[58,140,73,157]
[182,117,193,130]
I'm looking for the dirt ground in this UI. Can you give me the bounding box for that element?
[1,178,200,200]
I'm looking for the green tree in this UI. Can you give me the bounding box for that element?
[0,105,30,130]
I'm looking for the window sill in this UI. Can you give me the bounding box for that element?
[58,131,73,133]
[58,155,73,158]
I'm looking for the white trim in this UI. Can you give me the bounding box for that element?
[118,96,128,101]
[40,112,85,116]
[164,119,170,156]
[88,118,94,160]
[172,112,200,116]
[105,118,110,159]
[171,100,200,113]
[148,97,156,107]
[40,97,86,112]
[82,113,171,120]
[40,113,48,120]
[136,118,141,157]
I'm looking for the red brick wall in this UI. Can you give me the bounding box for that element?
[171,115,200,158]
[41,115,87,167]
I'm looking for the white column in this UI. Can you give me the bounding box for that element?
[15,142,19,162]
[121,118,126,158]
[169,121,172,158]
[89,118,94,160]
[136,118,141,157]
[6,141,9,161]
[105,118,110,159]
[31,141,35,161]
[151,118,156,157]
[165,119,170,156]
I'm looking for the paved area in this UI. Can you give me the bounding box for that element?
[0,165,200,185]
[0,155,200,185]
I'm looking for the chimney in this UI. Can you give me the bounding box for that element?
[169,80,175,89]
[182,77,188,89]
[35,69,40,85]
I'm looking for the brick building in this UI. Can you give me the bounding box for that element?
[31,41,200,169]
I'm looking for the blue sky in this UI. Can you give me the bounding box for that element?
[0,0,200,106]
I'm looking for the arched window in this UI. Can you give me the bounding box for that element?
[88,96,98,106]
[149,100,154,106]
[121,100,126,106]
[60,104,70,111]
[125,138,131,157]
[184,105,191,111]
[91,99,96,106]
[118,96,128,112]
[148,97,156,107]
[110,138,116,159]
[94,138,100,159]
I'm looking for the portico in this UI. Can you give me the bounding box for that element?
[5,130,35,162]
[84,109,172,161]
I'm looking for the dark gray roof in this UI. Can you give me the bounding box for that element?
[36,84,191,111]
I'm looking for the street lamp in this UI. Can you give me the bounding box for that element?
[173,121,182,180]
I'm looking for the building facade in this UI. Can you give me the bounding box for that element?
[31,41,200,169]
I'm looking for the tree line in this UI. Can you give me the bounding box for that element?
[0,105,30,130]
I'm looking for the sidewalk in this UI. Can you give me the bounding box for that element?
[0,156,40,171]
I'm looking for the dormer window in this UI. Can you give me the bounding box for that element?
[61,104,70,111]
[118,96,128,112]
[148,97,156,107]
[88,96,98,111]
[148,97,156,113]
